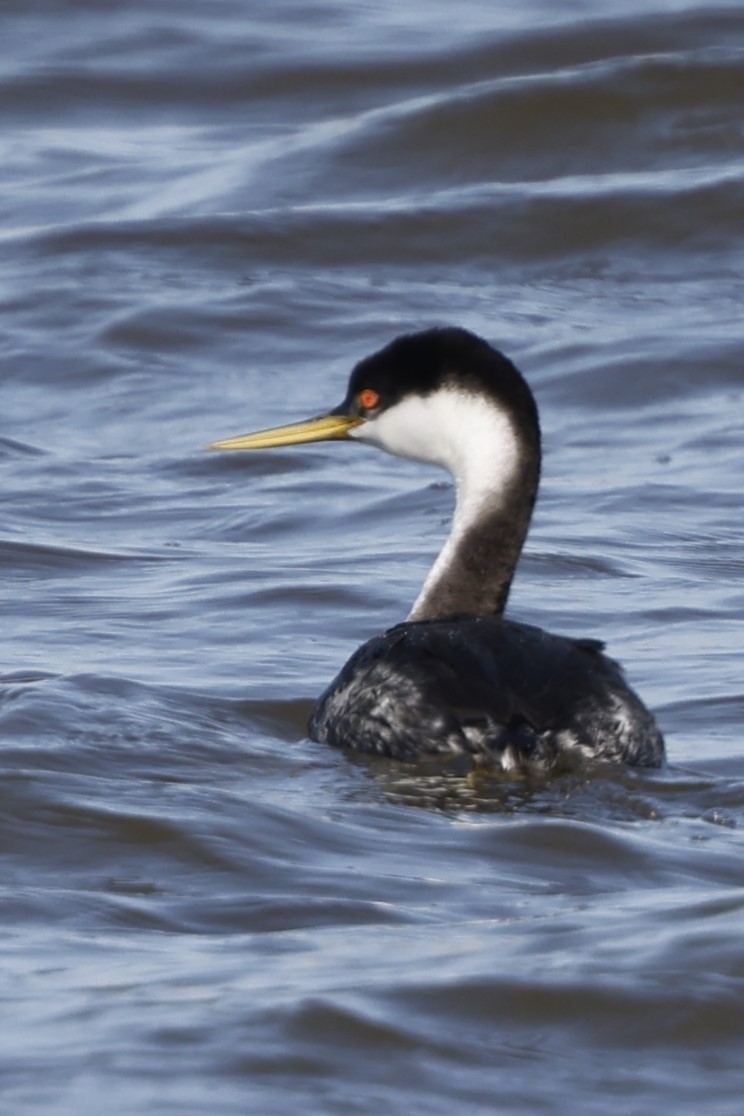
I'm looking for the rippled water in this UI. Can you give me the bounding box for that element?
[2,2,743,1112]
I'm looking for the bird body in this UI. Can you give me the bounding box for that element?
[311,617,662,772]
[210,327,664,773]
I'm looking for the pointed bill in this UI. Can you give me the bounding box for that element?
[208,412,362,451]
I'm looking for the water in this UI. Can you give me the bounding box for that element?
[2,1,743,1112]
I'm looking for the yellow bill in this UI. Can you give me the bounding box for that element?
[208,412,363,451]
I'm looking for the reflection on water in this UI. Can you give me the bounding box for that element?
[1,1,743,1113]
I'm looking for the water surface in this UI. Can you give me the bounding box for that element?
[1,2,743,1113]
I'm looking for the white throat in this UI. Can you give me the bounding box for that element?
[351,388,522,619]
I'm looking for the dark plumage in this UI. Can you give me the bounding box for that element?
[210,327,665,773]
[311,617,663,771]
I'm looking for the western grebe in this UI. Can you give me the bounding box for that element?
[210,328,664,773]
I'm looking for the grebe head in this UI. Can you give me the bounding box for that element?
[209,327,542,620]
[208,327,539,485]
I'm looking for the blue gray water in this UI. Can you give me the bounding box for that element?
[1,2,743,1113]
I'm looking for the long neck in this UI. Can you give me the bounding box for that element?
[351,380,541,623]
[408,399,540,622]
[409,467,538,620]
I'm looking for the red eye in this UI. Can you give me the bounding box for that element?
[359,389,380,411]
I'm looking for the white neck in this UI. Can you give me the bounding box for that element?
[351,388,526,620]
